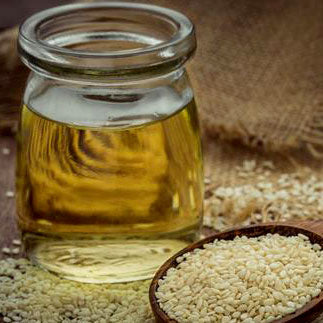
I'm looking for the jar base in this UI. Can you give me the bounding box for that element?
[23,230,198,283]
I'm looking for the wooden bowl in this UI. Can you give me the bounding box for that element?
[149,223,323,323]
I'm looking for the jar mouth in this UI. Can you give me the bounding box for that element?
[18,2,196,78]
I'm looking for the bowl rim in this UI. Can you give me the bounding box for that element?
[149,223,323,323]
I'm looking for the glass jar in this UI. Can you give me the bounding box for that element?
[17,2,203,283]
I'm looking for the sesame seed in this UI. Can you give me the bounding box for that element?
[5,191,15,198]
[11,248,20,255]
[204,177,211,184]
[1,247,11,254]
[12,239,22,246]
[2,148,10,155]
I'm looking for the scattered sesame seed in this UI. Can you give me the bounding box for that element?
[0,258,154,322]
[204,177,211,184]
[12,239,22,246]
[11,248,20,255]
[2,148,10,155]
[1,247,11,255]
[5,191,15,198]
[204,159,323,231]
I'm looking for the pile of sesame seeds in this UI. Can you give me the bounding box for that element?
[156,233,323,323]
[0,258,154,323]
[204,160,323,231]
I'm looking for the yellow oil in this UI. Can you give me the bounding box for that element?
[16,97,203,283]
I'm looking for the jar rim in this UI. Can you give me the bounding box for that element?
[18,2,196,78]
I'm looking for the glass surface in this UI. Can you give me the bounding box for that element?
[17,2,203,283]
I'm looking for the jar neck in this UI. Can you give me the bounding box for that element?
[27,67,189,90]
[18,2,196,81]
[22,54,192,84]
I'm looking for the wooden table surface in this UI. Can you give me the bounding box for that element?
[0,133,322,323]
[0,135,21,258]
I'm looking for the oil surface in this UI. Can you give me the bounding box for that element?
[16,87,203,283]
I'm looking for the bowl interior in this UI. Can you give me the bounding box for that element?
[149,223,323,323]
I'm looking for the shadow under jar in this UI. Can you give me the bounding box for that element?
[16,2,203,283]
